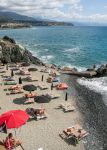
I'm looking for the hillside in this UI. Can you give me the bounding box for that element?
[0,11,74,26]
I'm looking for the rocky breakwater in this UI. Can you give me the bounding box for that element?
[61,64,107,78]
[0,36,44,66]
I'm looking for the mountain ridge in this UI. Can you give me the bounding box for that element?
[0,11,74,26]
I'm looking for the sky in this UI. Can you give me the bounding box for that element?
[0,0,107,23]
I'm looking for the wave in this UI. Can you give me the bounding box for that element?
[40,55,54,63]
[77,77,107,94]
[62,63,87,72]
[64,47,80,53]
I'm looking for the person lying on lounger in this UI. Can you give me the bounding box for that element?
[34,108,46,117]
[4,133,21,150]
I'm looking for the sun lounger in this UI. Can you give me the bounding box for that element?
[59,124,88,145]
[40,69,49,73]
[59,103,75,112]
[6,90,23,95]
[8,85,22,90]
[4,81,17,85]
[3,78,15,81]
[38,84,48,90]
[22,76,38,82]
[26,107,47,120]
[19,70,30,75]
[24,98,35,104]
[0,70,6,73]
[25,93,38,98]
[46,93,60,99]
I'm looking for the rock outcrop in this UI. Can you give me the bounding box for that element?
[0,36,44,66]
[61,64,107,78]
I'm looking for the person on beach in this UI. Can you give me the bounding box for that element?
[4,133,21,150]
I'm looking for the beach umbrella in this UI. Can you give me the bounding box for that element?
[35,95,51,103]
[28,68,38,72]
[23,84,37,92]
[19,77,22,84]
[0,110,29,129]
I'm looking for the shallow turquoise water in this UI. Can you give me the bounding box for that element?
[0,26,107,70]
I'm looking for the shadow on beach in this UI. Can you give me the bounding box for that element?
[13,97,26,105]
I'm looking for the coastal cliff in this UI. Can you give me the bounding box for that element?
[0,36,44,66]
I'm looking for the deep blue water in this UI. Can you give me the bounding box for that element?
[0,26,107,70]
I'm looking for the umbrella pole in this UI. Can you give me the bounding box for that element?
[14,129,17,150]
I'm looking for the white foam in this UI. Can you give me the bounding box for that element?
[40,55,54,63]
[77,77,107,94]
[62,64,86,72]
[64,47,80,53]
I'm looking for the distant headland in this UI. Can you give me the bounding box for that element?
[0,11,74,28]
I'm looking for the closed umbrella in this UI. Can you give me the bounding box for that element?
[23,84,37,92]
[0,110,29,129]
[19,77,22,84]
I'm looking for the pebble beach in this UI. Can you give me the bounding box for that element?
[0,64,86,150]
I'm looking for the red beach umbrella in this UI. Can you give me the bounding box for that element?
[0,110,29,129]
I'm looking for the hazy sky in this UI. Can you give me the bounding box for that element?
[0,0,107,22]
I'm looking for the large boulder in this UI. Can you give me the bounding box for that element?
[96,64,107,77]
[0,36,44,66]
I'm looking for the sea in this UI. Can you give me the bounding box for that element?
[0,26,107,149]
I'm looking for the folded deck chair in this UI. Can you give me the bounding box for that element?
[59,103,75,112]
[38,84,48,90]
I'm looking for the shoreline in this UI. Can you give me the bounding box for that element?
[68,75,107,150]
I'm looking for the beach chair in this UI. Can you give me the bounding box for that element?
[59,124,88,145]
[59,103,75,112]
[8,85,22,90]
[40,68,49,73]
[0,70,6,73]
[38,84,48,90]
[46,93,60,99]
[19,70,30,75]
[4,81,17,85]
[6,89,24,95]
[24,98,35,104]
[26,108,47,120]
[22,76,38,82]
[25,93,38,98]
